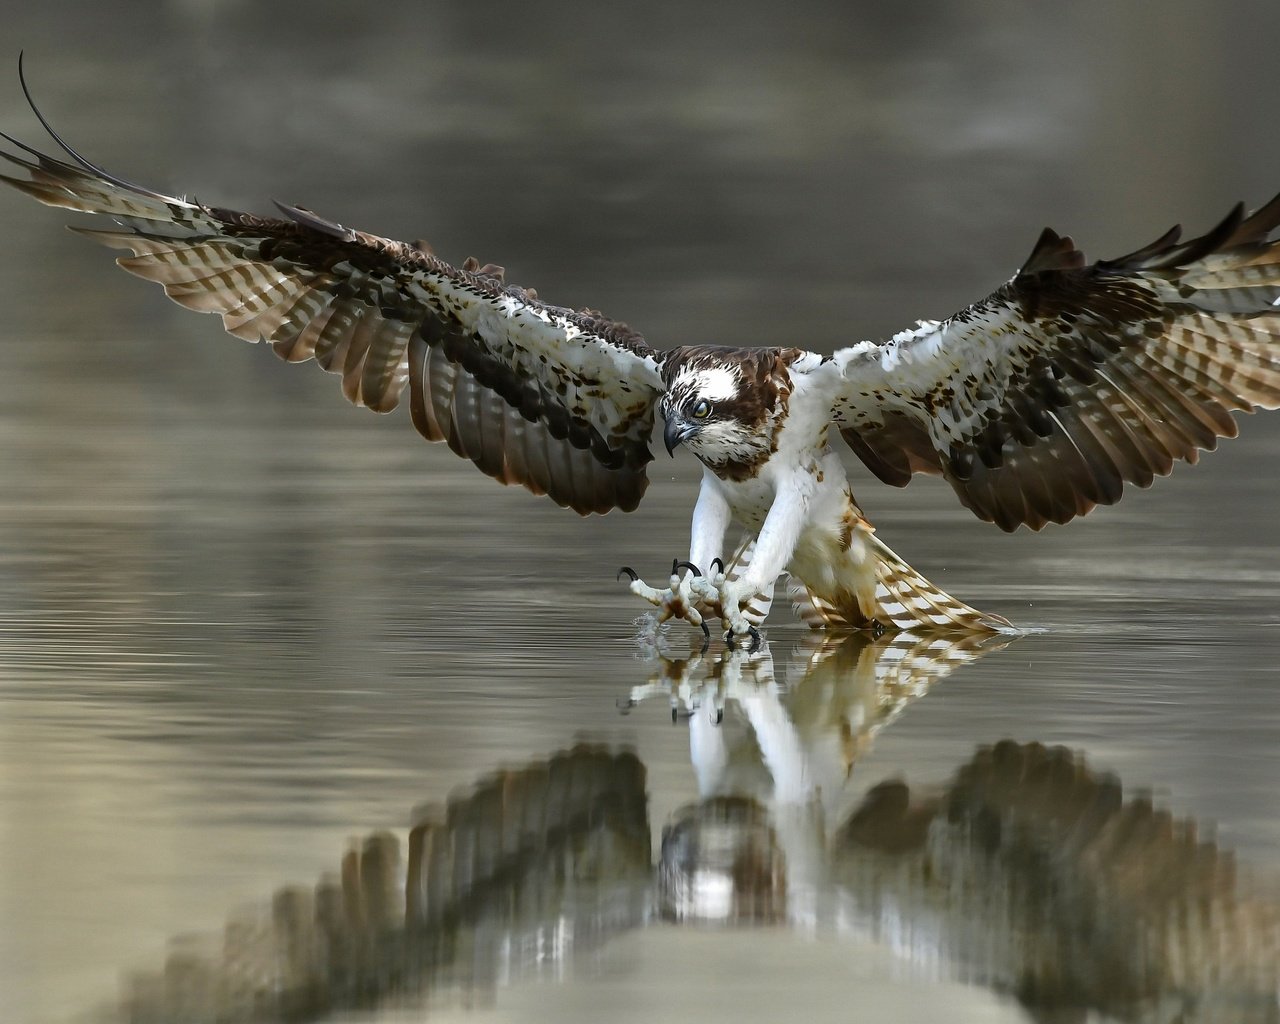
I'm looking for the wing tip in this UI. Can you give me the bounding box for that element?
[1020,227,1086,275]
[11,52,181,205]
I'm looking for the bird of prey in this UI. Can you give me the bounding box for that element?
[5,66,1280,644]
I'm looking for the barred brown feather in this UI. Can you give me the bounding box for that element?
[1,133,665,516]
[837,194,1280,531]
[788,533,1010,634]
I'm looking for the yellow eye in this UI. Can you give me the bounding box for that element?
[692,399,712,419]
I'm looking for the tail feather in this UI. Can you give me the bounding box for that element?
[790,533,1013,635]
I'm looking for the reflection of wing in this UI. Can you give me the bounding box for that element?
[1,101,664,514]
[407,745,651,928]
[113,746,651,1023]
[836,741,1280,1020]
[833,200,1280,530]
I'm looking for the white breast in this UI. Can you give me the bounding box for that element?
[719,473,778,529]
[717,372,847,531]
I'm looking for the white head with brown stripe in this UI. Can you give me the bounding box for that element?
[659,347,795,481]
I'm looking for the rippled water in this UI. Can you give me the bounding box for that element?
[4,6,1280,1024]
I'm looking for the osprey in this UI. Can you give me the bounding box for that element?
[5,68,1280,643]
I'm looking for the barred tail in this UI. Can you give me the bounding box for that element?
[789,533,1014,635]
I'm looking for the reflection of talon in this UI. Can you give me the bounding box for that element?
[725,624,763,653]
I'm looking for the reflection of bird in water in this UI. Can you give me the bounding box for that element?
[630,633,1003,817]
[118,745,654,1024]
[111,638,1279,1024]
[637,634,1005,928]
[838,740,1280,1023]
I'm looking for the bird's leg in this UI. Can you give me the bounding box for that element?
[687,473,730,591]
[712,475,812,646]
[618,473,731,640]
[683,472,731,621]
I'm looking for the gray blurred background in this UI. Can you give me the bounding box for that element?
[3,3,1280,1023]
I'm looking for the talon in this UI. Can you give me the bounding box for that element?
[671,558,679,576]
[709,558,725,576]
[617,566,639,582]
[714,708,723,726]
[674,560,702,577]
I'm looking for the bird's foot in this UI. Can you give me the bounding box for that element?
[697,566,763,653]
[619,558,763,651]
[618,560,713,644]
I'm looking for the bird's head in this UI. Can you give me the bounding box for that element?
[659,348,784,471]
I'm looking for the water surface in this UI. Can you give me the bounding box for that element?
[3,6,1280,1023]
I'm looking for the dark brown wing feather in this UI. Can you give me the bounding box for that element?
[0,120,665,516]
[836,195,1280,530]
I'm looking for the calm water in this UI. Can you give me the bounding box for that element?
[3,6,1280,1023]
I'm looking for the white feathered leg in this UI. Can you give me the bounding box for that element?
[714,471,814,642]
[620,472,732,639]
[688,472,731,573]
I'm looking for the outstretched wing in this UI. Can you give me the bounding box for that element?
[0,99,665,516]
[833,197,1280,531]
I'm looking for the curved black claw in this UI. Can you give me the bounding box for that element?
[724,625,763,654]
[616,566,639,582]
[673,560,703,577]
[709,557,725,576]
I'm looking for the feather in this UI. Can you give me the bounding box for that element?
[0,106,666,516]
[836,192,1280,530]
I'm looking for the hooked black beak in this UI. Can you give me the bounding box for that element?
[664,417,700,457]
